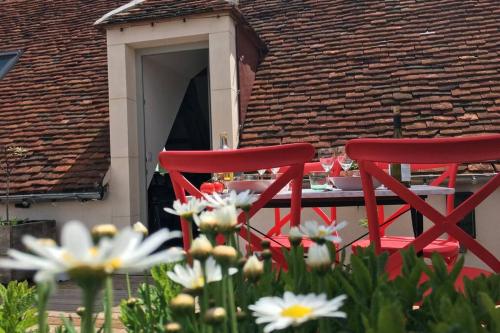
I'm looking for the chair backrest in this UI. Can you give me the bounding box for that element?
[159,143,315,266]
[346,134,500,274]
[375,162,458,236]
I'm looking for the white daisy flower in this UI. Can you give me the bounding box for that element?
[203,191,228,208]
[227,190,257,211]
[0,221,184,283]
[288,227,303,241]
[204,190,257,211]
[214,205,238,232]
[299,220,347,244]
[164,198,206,222]
[306,243,331,269]
[167,256,237,290]
[193,210,218,233]
[249,292,347,333]
[243,255,264,280]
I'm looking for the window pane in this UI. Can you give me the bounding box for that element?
[0,55,13,68]
[0,52,20,79]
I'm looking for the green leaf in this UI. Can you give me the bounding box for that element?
[376,303,406,333]
[351,255,373,295]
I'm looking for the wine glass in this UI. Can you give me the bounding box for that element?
[318,148,335,173]
[257,169,266,179]
[336,146,353,172]
[270,167,280,179]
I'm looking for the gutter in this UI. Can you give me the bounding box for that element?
[412,172,497,186]
[0,188,105,205]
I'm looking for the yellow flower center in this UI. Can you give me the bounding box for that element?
[318,230,328,237]
[281,304,313,319]
[192,276,205,289]
[101,258,123,273]
[89,247,99,257]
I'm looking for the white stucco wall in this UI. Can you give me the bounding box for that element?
[0,199,111,235]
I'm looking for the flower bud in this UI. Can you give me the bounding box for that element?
[197,211,218,233]
[133,222,148,236]
[91,224,117,241]
[306,243,332,272]
[214,205,238,233]
[76,306,85,317]
[243,255,263,281]
[236,309,247,321]
[189,235,213,260]
[170,293,195,314]
[261,249,272,260]
[204,307,227,325]
[165,322,182,332]
[212,245,238,266]
[260,239,270,249]
[288,227,303,246]
[126,297,140,308]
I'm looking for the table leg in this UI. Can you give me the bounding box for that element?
[410,207,424,256]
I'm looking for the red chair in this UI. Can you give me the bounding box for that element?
[352,163,460,264]
[346,135,500,281]
[268,161,342,250]
[159,143,315,268]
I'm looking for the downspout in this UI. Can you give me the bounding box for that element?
[235,23,242,148]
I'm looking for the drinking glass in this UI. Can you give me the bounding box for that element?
[270,167,280,179]
[318,148,335,173]
[257,169,266,179]
[336,146,353,172]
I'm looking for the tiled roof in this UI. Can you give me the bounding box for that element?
[0,0,128,195]
[237,0,500,165]
[2,0,500,196]
[96,0,235,26]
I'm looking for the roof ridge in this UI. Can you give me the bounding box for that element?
[94,0,145,25]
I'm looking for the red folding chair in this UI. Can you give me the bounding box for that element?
[268,162,342,250]
[158,143,315,268]
[346,135,500,281]
[352,163,460,264]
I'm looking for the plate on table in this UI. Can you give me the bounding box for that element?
[331,176,381,190]
[226,179,274,193]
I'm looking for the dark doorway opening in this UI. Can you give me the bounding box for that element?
[147,68,211,245]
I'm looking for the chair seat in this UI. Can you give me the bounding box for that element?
[352,236,459,259]
[268,234,314,250]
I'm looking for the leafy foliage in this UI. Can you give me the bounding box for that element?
[122,245,499,333]
[0,281,37,333]
[120,264,182,332]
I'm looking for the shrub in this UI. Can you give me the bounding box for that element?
[0,280,37,333]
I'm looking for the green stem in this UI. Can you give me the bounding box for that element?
[221,276,229,333]
[225,268,238,333]
[319,318,329,333]
[37,282,51,333]
[144,270,153,333]
[201,260,209,333]
[187,219,194,245]
[125,273,132,298]
[81,287,97,333]
[245,211,252,256]
[104,276,113,333]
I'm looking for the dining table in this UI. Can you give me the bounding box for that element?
[265,184,455,238]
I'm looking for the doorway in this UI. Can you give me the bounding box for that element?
[139,47,211,240]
